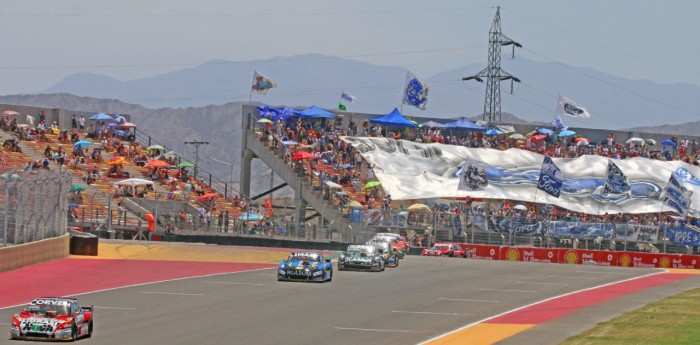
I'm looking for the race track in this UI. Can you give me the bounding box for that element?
[4,255,695,345]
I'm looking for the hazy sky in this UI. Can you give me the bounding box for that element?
[0,0,697,96]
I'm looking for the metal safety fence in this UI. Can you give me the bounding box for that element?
[1,169,73,246]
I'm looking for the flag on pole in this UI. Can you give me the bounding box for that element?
[340,91,356,103]
[403,71,429,110]
[537,156,564,198]
[556,94,590,118]
[251,70,277,95]
[602,160,630,195]
[338,102,347,111]
[552,115,566,131]
[662,174,693,217]
[457,159,488,191]
[265,198,273,217]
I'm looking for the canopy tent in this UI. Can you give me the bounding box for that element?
[420,120,446,128]
[370,108,418,128]
[256,106,301,121]
[495,125,516,134]
[444,117,484,130]
[298,105,337,119]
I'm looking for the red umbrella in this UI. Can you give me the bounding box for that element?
[530,134,546,141]
[144,159,170,168]
[197,193,218,202]
[292,151,316,161]
[1,110,19,116]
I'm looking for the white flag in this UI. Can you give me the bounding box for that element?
[403,71,429,110]
[556,94,590,118]
[340,91,356,103]
[251,70,277,95]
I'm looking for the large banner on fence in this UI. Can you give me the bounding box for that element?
[664,227,700,246]
[615,224,659,243]
[546,221,615,240]
[342,137,700,217]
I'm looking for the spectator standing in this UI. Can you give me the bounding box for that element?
[71,115,78,130]
[79,116,85,131]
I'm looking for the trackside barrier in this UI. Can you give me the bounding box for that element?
[0,234,70,273]
[458,244,700,269]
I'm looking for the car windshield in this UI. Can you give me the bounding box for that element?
[347,251,370,258]
[289,254,317,262]
[27,303,70,316]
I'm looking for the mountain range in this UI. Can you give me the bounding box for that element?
[40,54,700,130]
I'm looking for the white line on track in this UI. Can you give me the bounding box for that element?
[141,292,204,296]
[438,298,499,303]
[575,270,630,275]
[257,273,277,277]
[479,288,537,293]
[515,281,569,286]
[94,306,136,310]
[0,266,275,310]
[418,270,668,345]
[546,275,597,279]
[392,310,470,316]
[334,327,435,333]
[204,281,264,286]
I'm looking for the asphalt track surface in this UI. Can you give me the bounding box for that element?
[4,256,698,345]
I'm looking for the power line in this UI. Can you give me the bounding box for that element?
[0,6,491,18]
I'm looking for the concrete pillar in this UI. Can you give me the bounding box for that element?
[240,149,254,198]
[294,197,307,236]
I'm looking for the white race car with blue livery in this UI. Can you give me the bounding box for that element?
[278,252,333,283]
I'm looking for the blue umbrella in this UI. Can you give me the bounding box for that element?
[485,129,503,135]
[558,129,576,137]
[537,128,555,135]
[113,114,126,124]
[90,112,114,121]
[73,140,92,147]
[239,212,262,221]
[661,140,676,146]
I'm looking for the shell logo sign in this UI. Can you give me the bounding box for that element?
[659,257,671,268]
[505,248,519,261]
[619,254,632,267]
[564,250,578,264]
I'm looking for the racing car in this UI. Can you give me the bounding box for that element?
[278,252,333,282]
[10,297,93,341]
[421,242,467,258]
[338,245,385,272]
[366,240,400,267]
[371,233,409,258]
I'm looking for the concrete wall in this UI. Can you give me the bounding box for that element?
[163,233,350,251]
[1,102,130,132]
[0,234,70,273]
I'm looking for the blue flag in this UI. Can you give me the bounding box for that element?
[403,71,429,110]
[537,155,564,197]
[602,160,630,195]
[552,115,566,131]
[663,174,693,217]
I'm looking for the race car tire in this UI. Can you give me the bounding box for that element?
[87,320,93,338]
[71,322,77,341]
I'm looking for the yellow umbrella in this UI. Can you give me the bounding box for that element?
[348,201,364,209]
[406,203,431,212]
[108,156,125,165]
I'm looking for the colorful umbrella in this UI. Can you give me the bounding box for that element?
[406,203,431,212]
[144,159,170,168]
[485,129,503,135]
[256,118,272,123]
[529,134,546,141]
[2,110,19,116]
[118,122,137,128]
[292,151,316,161]
[108,156,125,165]
[508,133,525,140]
[537,128,555,135]
[577,140,590,146]
[73,140,92,147]
[348,201,364,209]
[645,139,657,146]
[574,137,590,142]
[89,112,114,121]
[177,161,195,168]
[147,144,165,151]
[558,130,576,137]
[364,181,381,188]
[197,193,218,202]
[69,185,86,192]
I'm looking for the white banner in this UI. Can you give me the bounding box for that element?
[342,136,700,217]
[615,223,659,243]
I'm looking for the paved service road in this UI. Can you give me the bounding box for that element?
[0,257,676,345]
